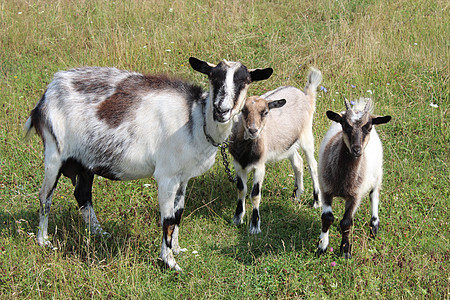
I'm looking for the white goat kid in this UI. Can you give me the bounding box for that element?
[25,57,273,271]
[229,68,322,234]
[316,99,391,258]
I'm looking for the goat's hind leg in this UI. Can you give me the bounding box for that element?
[289,151,304,201]
[37,148,62,247]
[369,186,381,237]
[300,133,321,207]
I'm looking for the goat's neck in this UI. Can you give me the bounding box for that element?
[203,97,235,146]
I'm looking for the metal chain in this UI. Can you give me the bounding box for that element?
[219,141,236,183]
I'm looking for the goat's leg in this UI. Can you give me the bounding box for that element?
[171,182,187,255]
[289,151,304,201]
[300,133,321,207]
[37,147,61,247]
[249,165,265,234]
[233,165,248,225]
[340,198,358,259]
[158,178,182,271]
[316,193,334,256]
[369,186,381,237]
[74,170,107,236]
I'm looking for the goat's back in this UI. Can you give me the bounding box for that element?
[27,67,208,180]
[261,85,315,143]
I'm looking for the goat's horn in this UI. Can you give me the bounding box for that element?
[344,99,352,110]
[364,98,373,112]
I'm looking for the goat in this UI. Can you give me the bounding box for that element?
[316,98,391,258]
[25,57,273,271]
[229,67,322,234]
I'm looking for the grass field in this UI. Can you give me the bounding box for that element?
[0,0,448,298]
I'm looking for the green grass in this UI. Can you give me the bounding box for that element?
[0,0,448,298]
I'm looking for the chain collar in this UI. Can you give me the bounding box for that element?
[201,99,236,183]
[202,100,221,147]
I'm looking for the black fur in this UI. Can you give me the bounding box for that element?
[251,183,260,197]
[229,138,262,169]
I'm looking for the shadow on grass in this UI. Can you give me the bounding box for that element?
[0,202,153,263]
[1,161,322,268]
[185,165,322,266]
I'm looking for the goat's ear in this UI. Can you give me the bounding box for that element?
[189,57,214,75]
[249,68,273,82]
[372,115,391,125]
[268,99,286,110]
[326,111,342,123]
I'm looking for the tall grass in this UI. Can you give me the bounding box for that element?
[0,0,448,298]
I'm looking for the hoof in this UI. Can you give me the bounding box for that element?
[249,224,261,234]
[233,215,244,225]
[369,217,379,237]
[160,252,182,271]
[173,247,187,255]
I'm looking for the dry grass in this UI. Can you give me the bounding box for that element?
[0,0,448,298]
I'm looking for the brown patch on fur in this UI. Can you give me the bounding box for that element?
[96,74,187,128]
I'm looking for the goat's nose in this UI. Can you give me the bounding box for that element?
[248,128,258,135]
[215,106,230,115]
[351,145,362,157]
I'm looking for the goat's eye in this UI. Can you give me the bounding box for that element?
[342,123,352,132]
[242,108,248,115]
[362,123,372,133]
[261,110,269,117]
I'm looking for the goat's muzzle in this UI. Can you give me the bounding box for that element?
[350,145,362,157]
[213,106,231,123]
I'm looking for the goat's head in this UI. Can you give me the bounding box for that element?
[241,96,286,140]
[326,99,391,158]
[189,57,273,123]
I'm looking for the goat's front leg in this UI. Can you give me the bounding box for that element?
[171,182,187,255]
[158,178,183,271]
[74,170,108,237]
[340,198,358,259]
[369,186,380,237]
[249,165,265,234]
[233,165,248,225]
[316,193,334,256]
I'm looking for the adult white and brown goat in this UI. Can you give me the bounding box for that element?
[316,98,391,258]
[25,57,273,271]
[229,67,322,234]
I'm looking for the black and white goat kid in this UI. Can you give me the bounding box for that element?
[25,57,273,271]
[229,67,322,234]
[316,99,391,258]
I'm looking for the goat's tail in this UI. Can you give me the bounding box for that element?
[305,67,323,103]
[24,116,35,139]
[25,93,48,139]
